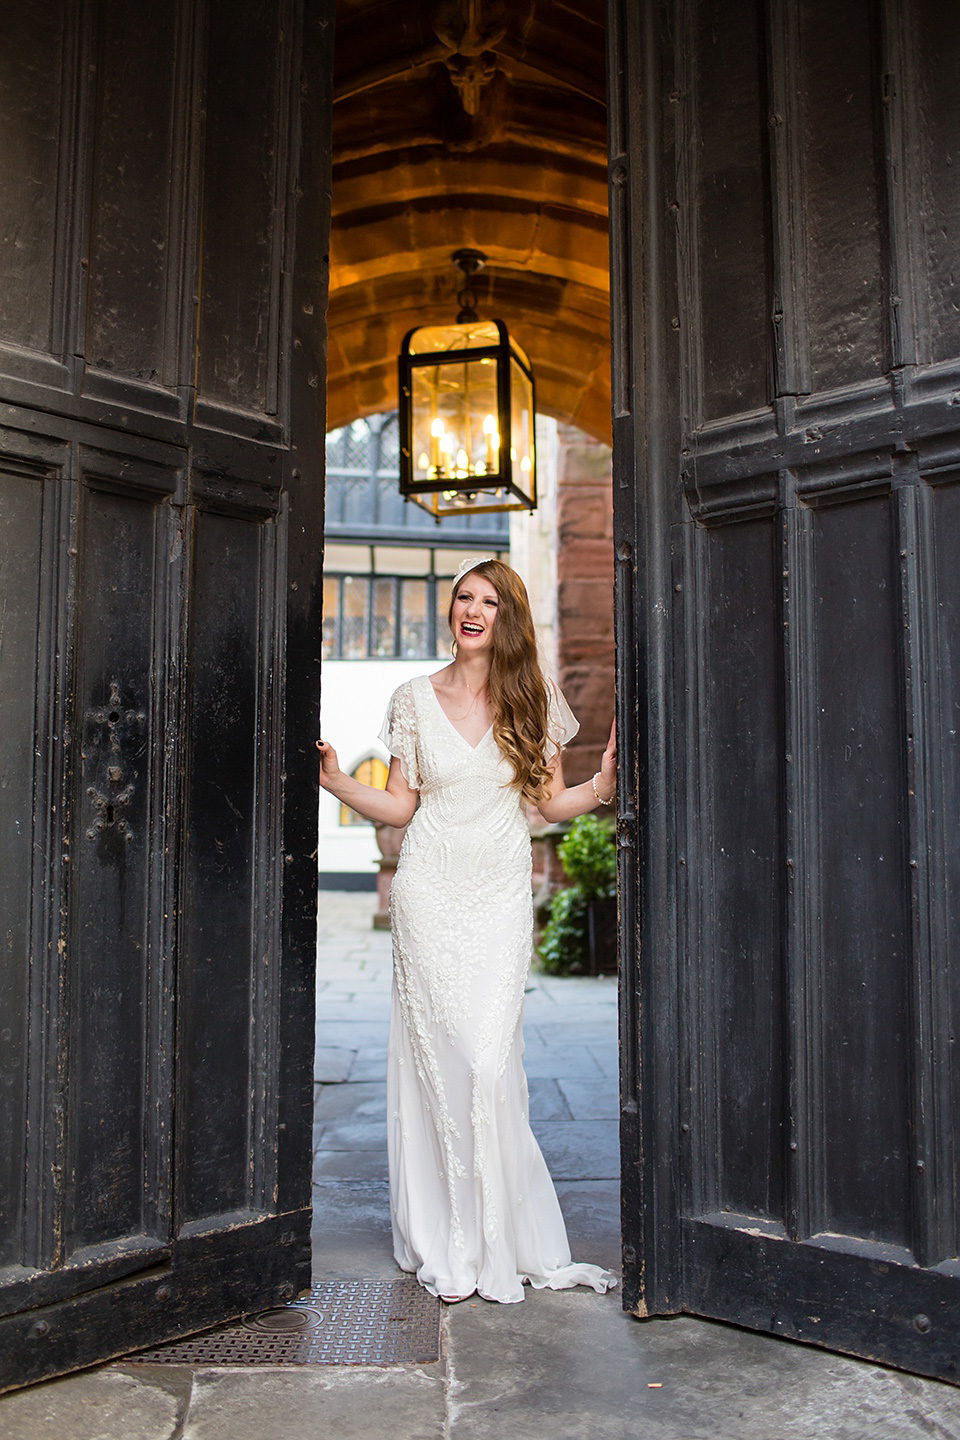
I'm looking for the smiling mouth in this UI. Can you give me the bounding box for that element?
[460,622,484,635]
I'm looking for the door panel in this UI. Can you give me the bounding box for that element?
[0,457,50,1273]
[179,504,280,1225]
[66,463,178,1260]
[196,0,293,427]
[809,493,911,1247]
[692,514,785,1225]
[796,0,886,390]
[912,13,960,364]
[84,1,182,386]
[0,0,71,366]
[684,0,770,423]
[0,0,331,1392]
[610,0,960,1381]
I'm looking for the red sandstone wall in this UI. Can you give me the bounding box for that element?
[555,424,615,785]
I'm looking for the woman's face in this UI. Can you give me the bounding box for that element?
[450,572,500,653]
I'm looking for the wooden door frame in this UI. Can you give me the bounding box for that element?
[608,0,683,1319]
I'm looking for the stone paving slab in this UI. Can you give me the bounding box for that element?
[532,1119,620,1181]
[315,1118,386,1152]
[179,1366,445,1440]
[314,1002,391,1023]
[314,1045,357,1083]
[315,1080,387,1122]
[444,1289,960,1440]
[527,1076,574,1121]
[585,1043,620,1078]
[527,1019,621,1046]
[0,1368,187,1440]
[557,1077,620,1120]
[552,1180,621,1271]
[520,1042,603,1079]
[315,1021,390,1049]
[310,1183,396,1281]
[347,1051,391,1082]
[313,1147,389,1183]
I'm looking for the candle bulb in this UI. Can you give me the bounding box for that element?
[483,413,498,472]
[431,417,444,475]
[439,430,454,479]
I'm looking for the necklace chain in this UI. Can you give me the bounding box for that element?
[444,680,487,722]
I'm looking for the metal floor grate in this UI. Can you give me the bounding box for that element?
[127,1279,441,1367]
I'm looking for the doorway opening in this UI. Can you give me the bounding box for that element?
[313,412,620,1283]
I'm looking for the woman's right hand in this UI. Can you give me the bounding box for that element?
[316,739,341,789]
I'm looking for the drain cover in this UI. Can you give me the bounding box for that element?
[128,1279,441,1367]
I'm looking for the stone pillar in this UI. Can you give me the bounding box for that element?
[555,424,615,784]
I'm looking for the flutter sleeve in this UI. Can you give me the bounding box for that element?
[378,681,420,790]
[545,679,580,764]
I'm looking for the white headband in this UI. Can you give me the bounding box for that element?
[451,555,497,589]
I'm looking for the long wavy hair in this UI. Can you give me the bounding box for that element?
[449,560,552,802]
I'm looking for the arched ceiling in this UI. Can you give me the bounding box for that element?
[328,0,610,442]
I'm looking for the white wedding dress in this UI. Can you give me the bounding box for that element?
[379,673,617,1303]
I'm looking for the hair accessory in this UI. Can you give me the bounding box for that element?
[452,555,497,590]
[592,772,614,806]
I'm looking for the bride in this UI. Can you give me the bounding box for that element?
[317,557,618,1304]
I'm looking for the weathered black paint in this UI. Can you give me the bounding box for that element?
[609,0,960,1383]
[0,0,331,1391]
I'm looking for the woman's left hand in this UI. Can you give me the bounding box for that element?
[597,718,616,802]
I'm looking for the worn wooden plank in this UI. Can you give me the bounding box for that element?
[924,471,960,1266]
[701,515,786,1223]
[195,0,295,430]
[0,460,47,1270]
[63,464,176,1258]
[607,0,685,1319]
[276,0,330,1209]
[683,1219,960,1385]
[0,1209,310,1393]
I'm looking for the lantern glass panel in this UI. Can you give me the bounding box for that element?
[410,486,528,519]
[407,320,499,354]
[509,352,535,501]
[410,353,500,487]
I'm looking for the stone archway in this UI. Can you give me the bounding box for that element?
[327,0,611,444]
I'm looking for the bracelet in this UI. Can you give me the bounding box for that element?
[592,772,614,806]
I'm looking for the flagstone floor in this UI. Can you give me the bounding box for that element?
[3,892,959,1440]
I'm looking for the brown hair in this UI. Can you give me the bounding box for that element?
[449,560,552,802]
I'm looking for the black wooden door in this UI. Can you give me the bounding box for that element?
[0,0,330,1390]
[610,0,960,1383]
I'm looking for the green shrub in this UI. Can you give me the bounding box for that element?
[537,816,617,975]
[537,885,589,975]
[557,814,617,901]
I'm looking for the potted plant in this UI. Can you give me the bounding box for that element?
[536,814,617,976]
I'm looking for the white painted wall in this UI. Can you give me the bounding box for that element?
[318,657,447,876]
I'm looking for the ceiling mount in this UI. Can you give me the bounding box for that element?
[452,248,487,322]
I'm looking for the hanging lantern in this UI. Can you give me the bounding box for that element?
[398,249,536,518]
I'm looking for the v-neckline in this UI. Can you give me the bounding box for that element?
[423,674,494,751]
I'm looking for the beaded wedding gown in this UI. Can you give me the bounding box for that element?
[379,673,617,1304]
